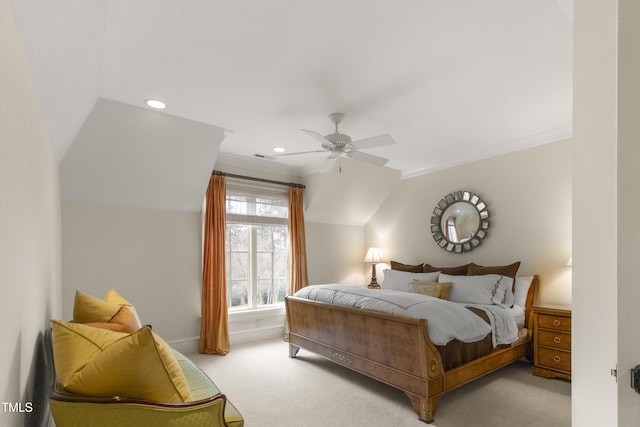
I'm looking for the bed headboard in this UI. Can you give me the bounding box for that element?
[524,275,540,327]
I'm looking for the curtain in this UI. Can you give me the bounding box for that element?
[287,186,309,295]
[199,173,230,355]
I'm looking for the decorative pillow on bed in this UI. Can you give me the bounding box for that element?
[467,262,520,306]
[489,276,515,307]
[439,273,503,305]
[514,276,534,307]
[467,262,521,283]
[390,260,423,273]
[380,269,440,292]
[408,280,452,299]
[422,263,469,275]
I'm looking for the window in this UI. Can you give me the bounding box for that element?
[445,217,459,242]
[225,185,288,311]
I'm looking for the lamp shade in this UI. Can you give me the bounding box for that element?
[364,247,383,263]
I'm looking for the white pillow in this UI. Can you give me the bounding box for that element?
[380,269,441,292]
[514,276,534,307]
[493,276,515,307]
[440,273,502,305]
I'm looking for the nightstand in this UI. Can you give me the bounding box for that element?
[531,304,572,380]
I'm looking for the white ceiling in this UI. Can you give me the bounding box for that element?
[13,0,572,180]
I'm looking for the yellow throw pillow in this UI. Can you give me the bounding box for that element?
[73,291,121,324]
[104,289,132,306]
[408,280,452,300]
[52,320,127,384]
[73,290,142,333]
[83,322,131,332]
[104,289,143,330]
[52,320,192,403]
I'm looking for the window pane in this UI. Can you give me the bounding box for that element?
[226,188,288,221]
[273,227,287,251]
[229,252,249,280]
[273,252,287,279]
[256,226,273,252]
[230,280,248,307]
[226,195,248,215]
[274,277,287,303]
[256,252,272,279]
[227,224,249,251]
[257,279,272,306]
[255,197,287,218]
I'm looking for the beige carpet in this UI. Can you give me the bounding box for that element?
[188,338,571,427]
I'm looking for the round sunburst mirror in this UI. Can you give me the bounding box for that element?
[430,191,490,253]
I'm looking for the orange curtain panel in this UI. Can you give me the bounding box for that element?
[287,186,309,295]
[199,173,230,355]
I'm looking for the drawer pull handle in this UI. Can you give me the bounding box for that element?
[553,355,562,363]
[553,336,562,344]
[553,319,561,327]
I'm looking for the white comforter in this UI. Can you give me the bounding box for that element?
[293,284,519,347]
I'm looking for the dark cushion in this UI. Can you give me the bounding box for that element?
[390,260,423,273]
[423,263,469,275]
[466,262,521,283]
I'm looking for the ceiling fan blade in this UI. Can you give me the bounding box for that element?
[351,134,395,150]
[349,151,389,167]
[302,129,331,145]
[274,150,327,156]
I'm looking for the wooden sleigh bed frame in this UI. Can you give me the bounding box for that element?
[285,275,539,423]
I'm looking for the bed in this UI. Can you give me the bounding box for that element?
[285,267,538,423]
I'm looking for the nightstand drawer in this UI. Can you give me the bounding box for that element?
[538,348,571,372]
[538,330,571,351]
[538,313,571,332]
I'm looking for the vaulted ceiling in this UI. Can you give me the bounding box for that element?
[11,0,572,217]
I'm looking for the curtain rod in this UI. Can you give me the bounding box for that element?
[212,170,305,189]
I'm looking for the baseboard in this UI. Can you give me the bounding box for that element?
[229,325,285,346]
[168,336,200,354]
[168,325,285,354]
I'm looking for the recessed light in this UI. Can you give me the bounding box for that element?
[273,147,286,153]
[145,99,166,109]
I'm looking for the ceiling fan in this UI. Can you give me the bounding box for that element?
[276,113,395,167]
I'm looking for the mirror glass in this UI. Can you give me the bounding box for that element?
[430,191,490,253]
[440,202,479,243]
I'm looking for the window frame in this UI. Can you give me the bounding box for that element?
[224,183,289,312]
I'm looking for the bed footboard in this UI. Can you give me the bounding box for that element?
[286,276,538,423]
[286,296,444,423]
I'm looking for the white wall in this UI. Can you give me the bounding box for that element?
[0,2,61,426]
[617,0,640,424]
[61,202,202,348]
[366,139,572,304]
[61,202,365,350]
[573,1,619,425]
[306,222,365,285]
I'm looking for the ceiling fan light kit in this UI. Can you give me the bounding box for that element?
[276,112,395,169]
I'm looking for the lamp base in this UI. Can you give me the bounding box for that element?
[367,263,380,289]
